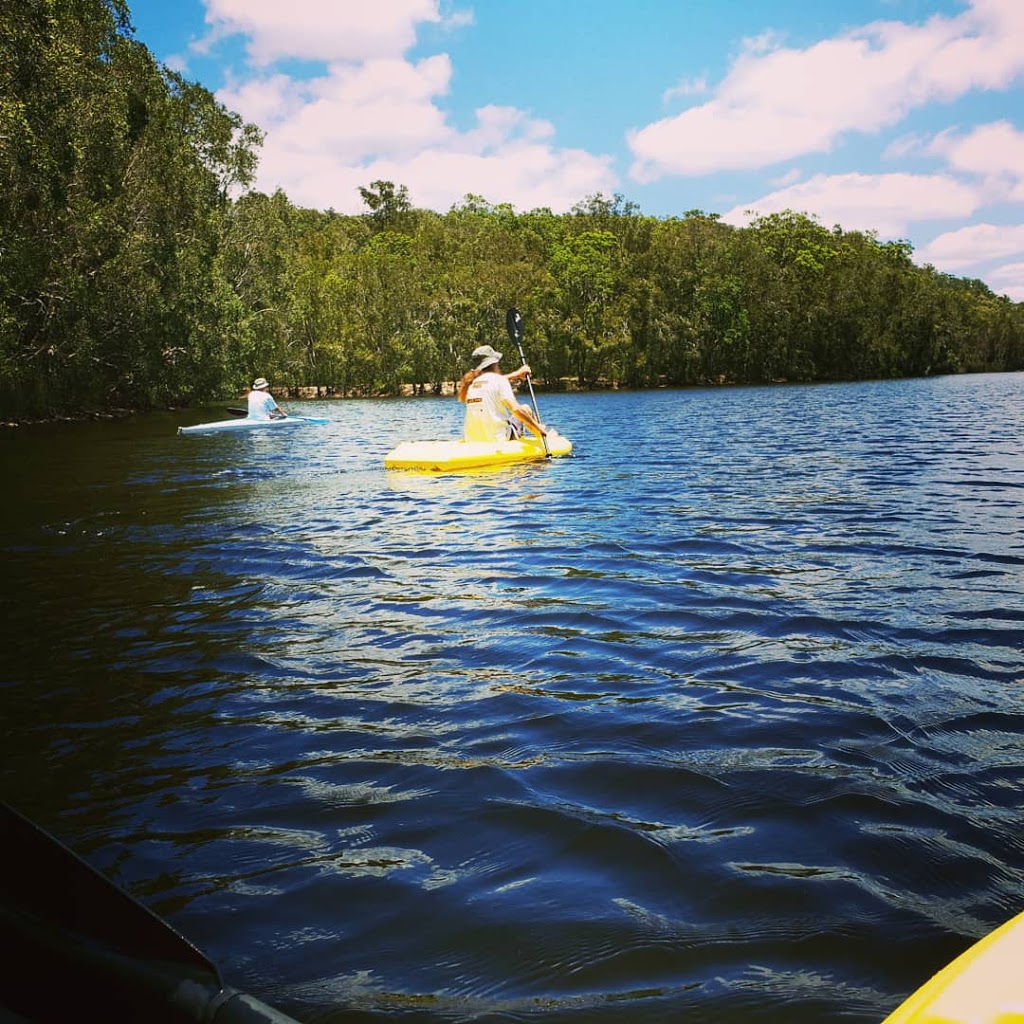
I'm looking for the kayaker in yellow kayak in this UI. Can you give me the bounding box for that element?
[247,377,287,420]
[458,346,547,443]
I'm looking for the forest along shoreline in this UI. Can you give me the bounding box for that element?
[4,4,1022,425]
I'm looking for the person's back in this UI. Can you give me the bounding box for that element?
[463,370,517,443]
[247,377,281,420]
[459,345,545,444]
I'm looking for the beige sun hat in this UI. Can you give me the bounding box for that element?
[471,345,502,370]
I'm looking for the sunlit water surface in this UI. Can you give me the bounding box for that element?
[2,373,1023,1023]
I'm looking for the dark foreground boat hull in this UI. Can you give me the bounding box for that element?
[2,802,300,1023]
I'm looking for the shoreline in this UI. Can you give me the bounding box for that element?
[5,367,1006,428]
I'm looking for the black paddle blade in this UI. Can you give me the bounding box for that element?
[505,307,524,345]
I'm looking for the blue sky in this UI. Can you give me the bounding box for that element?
[127,0,1024,300]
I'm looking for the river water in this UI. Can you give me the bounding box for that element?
[2,373,1022,1023]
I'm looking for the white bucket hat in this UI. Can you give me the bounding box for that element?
[252,377,270,390]
[472,345,502,371]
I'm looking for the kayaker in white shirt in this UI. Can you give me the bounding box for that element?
[457,346,546,443]
[247,377,287,420]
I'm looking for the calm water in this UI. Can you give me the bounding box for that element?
[2,374,1023,1023]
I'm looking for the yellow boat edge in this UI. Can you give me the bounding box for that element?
[881,910,1024,1024]
[384,432,573,472]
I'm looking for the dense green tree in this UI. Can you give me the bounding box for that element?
[358,180,413,234]
[0,0,260,418]
[549,230,627,383]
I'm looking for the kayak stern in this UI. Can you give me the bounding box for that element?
[385,432,572,471]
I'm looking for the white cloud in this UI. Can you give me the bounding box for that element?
[663,76,709,103]
[254,134,615,216]
[770,168,802,188]
[627,0,1024,180]
[917,222,1024,271]
[375,142,616,214]
[721,172,981,237]
[225,57,616,213]
[881,132,930,161]
[218,71,308,129]
[928,120,1024,201]
[208,1,617,213]
[202,0,445,65]
[162,53,189,75]
[987,261,1024,300]
[247,56,455,163]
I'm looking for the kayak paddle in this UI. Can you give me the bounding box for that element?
[505,307,551,458]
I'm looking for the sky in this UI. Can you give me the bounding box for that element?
[126,0,1024,301]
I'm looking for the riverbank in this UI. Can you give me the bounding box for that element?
[0,376,618,427]
[5,366,1008,428]
[284,374,629,399]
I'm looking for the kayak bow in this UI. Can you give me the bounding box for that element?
[882,911,1024,1024]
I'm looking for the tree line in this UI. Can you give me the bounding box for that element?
[3,0,1022,421]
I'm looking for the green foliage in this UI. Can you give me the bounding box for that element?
[1,9,1021,421]
[1,0,260,418]
[358,180,412,234]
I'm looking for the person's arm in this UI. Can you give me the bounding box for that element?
[496,375,544,437]
[505,364,531,383]
[506,400,546,438]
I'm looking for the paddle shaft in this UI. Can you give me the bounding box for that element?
[506,308,550,458]
[227,406,289,419]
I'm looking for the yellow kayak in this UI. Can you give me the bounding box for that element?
[882,911,1024,1024]
[384,431,572,471]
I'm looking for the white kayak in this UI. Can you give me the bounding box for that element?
[177,416,329,436]
[385,430,572,471]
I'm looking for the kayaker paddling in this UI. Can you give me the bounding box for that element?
[248,377,287,420]
[457,345,546,444]
[384,310,570,470]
